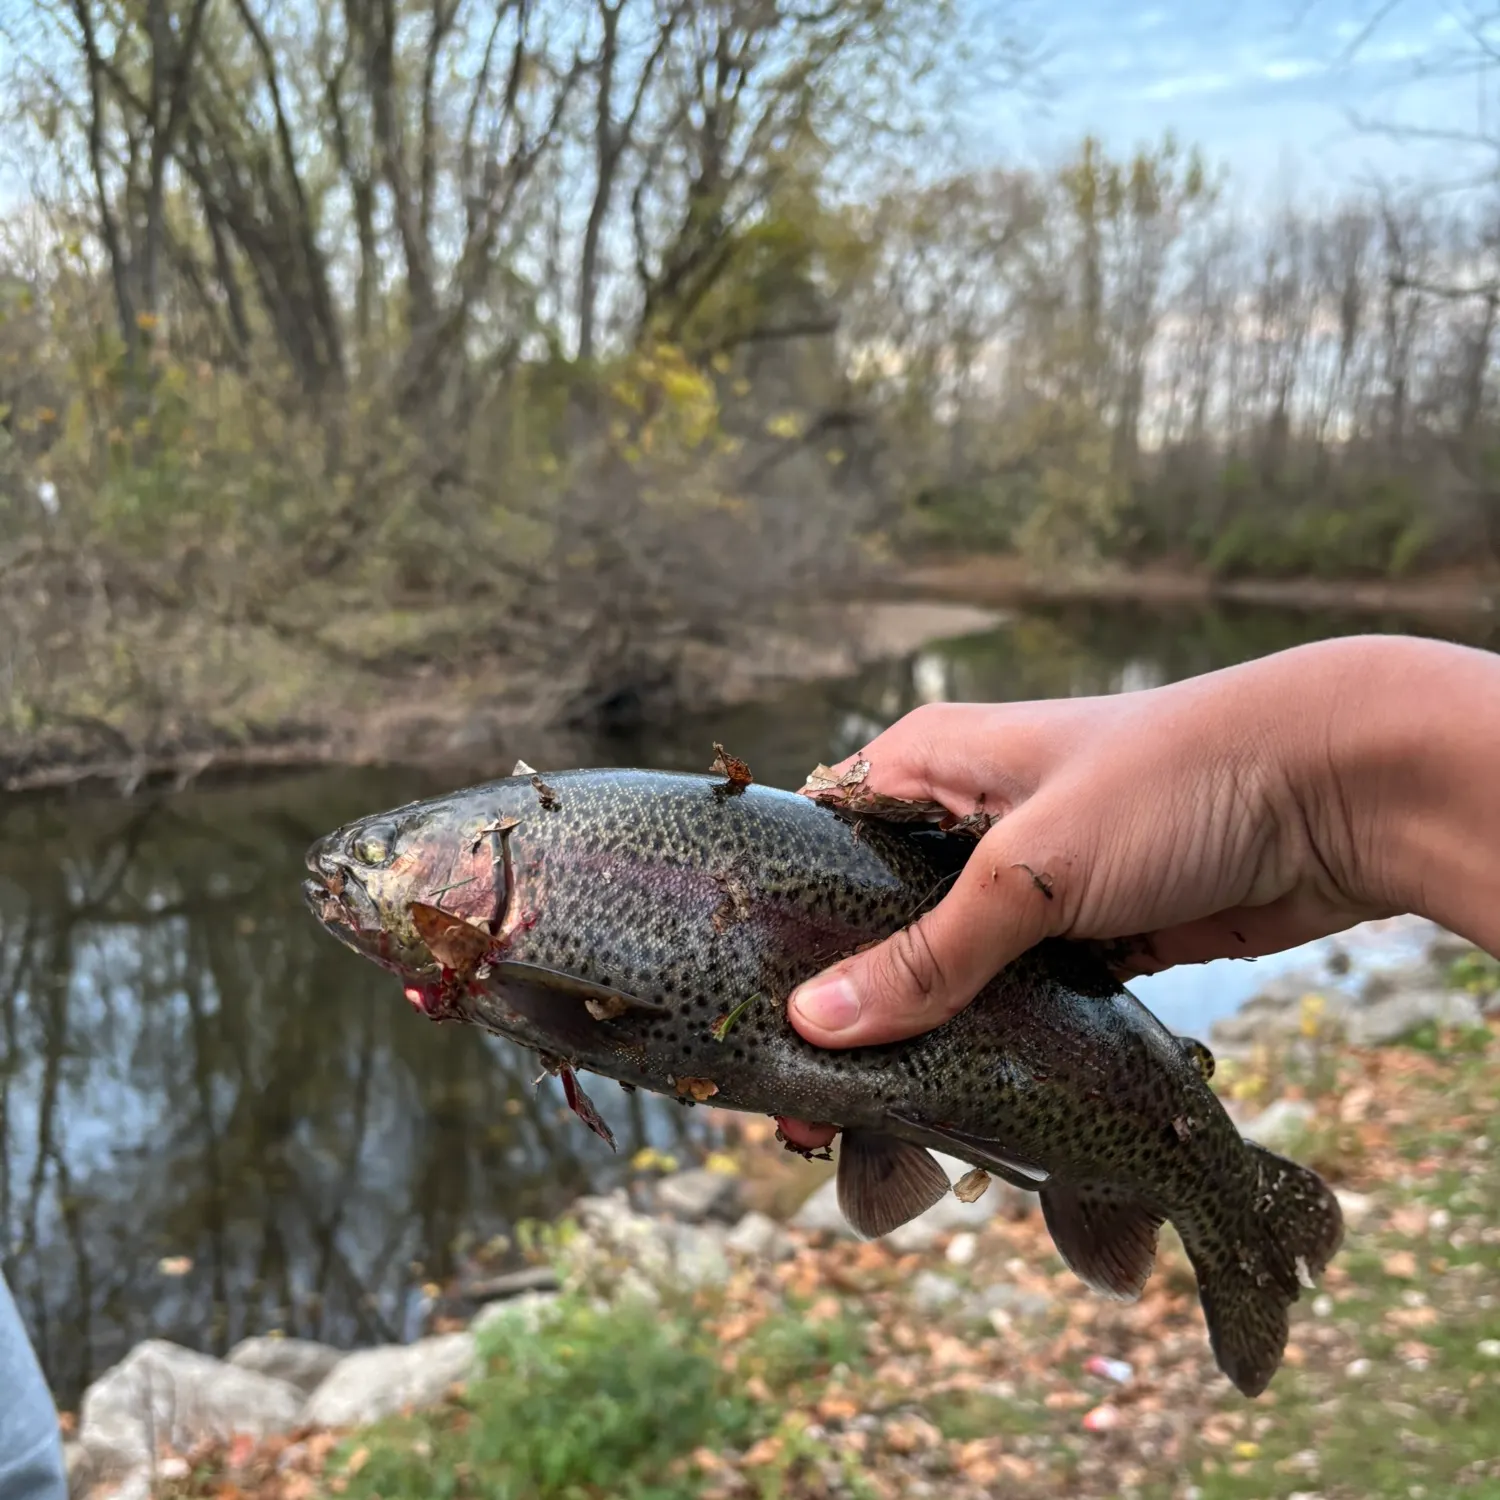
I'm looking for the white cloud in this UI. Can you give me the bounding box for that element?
[1261,57,1324,82]
[1135,70,1237,101]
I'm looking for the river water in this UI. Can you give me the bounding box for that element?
[4,599,1496,1403]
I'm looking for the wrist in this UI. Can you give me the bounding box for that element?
[1283,634,1500,953]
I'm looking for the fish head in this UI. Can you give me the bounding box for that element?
[301,778,536,982]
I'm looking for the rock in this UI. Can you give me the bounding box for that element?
[79,1341,302,1478]
[471,1289,561,1338]
[1334,1189,1376,1229]
[63,1440,94,1500]
[788,1178,852,1238]
[971,1283,1051,1324]
[670,1222,732,1288]
[91,1470,153,1500]
[910,1270,963,1313]
[557,1192,732,1296]
[301,1333,478,1427]
[1242,1099,1316,1152]
[945,1231,978,1266]
[1209,974,1351,1047]
[1426,930,1480,967]
[1345,989,1483,1047]
[725,1209,796,1262]
[653,1167,742,1223]
[227,1336,343,1396]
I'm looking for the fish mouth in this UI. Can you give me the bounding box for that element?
[302,837,382,953]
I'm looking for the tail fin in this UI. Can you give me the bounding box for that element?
[1181,1143,1345,1397]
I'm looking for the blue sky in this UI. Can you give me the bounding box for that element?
[972,0,1493,204]
[0,1,1482,218]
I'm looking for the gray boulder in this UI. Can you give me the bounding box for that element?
[725,1209,797,1262]
[1345,988,1483,1047]
[788,1178,853,1238]
[471,1289,561,1339]
[227,1336,343,1396]
[79,1341,302,1477]
[558,1192,732,1294]
[1242,1099,1317,1153]
[910,1270,963,1314]
[653,1167,742,1223]
[301,1333,479,1427]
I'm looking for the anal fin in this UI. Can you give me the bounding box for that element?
[1039,1181,1165,1302]
[837,1130,951,1239]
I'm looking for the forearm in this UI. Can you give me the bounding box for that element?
[1289,634,1500,957]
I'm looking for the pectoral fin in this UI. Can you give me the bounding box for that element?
[473,961,670,1052]
[1038,1181,1165,1302]
[836,1130,951,1239]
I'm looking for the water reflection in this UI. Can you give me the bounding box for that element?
[3,600,1495,1401]
[0,776,711,1404]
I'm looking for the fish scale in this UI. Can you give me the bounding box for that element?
[303,766,1344,1398]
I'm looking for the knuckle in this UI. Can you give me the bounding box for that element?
[879,919,948,1010]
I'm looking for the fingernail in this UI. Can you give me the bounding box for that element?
[790,975,861,1033]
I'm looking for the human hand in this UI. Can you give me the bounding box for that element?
[779,634,1500,1151]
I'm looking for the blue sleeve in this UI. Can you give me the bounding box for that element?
[0,1273,66,1500]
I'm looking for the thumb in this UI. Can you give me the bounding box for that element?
[787,810,1065,1049]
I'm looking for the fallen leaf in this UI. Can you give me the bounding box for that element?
[584,994,631,1021]
[742,1436,783,1467]
[882,1414,942,1453]
[710,743,753,789]
[157,1256,193,1277]
[410,902,491,975]
[953,1168,990,1204]
[1382,1249,1419,1279]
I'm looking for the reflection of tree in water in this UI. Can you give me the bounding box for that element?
[0,772,704,1405]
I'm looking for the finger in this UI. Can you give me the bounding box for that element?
[797,703,1045,810]
[1135,889,1388,972]
[788,806,1066,1049]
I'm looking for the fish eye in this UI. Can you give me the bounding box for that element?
[351,823,398,867]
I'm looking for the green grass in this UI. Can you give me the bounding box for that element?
[325,1292,875,1500]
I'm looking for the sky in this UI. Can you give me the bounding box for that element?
[970,0,1496,205]
[0,1,1486,220]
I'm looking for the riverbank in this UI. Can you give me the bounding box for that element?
[895,554,1500,625]
[9,555,1500,798]
[61,922,1500,1500]
[0,599,1003,795]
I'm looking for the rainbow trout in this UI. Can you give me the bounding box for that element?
[302,765,1343,1396]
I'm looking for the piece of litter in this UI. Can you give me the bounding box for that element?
[1477,1339,1500,1358]
[945,1232,978,1266]
[1083,1356,1133,1384]
[1081,1402,1122,1432]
